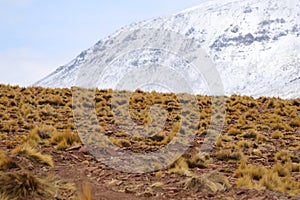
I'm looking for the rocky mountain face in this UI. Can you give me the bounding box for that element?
[35,0,300,99]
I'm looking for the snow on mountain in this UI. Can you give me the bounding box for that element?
[35,0,300,99]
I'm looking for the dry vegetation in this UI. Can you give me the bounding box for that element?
[0,84,299,199]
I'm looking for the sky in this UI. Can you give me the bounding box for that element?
[0,0,208,86]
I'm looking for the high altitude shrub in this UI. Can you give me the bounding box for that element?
[227,127,241,136]
[183,172,230,193]
[0,170,53,199]
[12,143,54,167]
[30,125,57,140]
[50,130,82,150]
[271,130,284,139]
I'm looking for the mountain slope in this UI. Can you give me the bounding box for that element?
[35,0,300,99]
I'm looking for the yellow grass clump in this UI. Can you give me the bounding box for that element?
[0,170,54,199]
[183,171,231,193]
[12,143,54,167]
[234,161,300,196]
[50,130,82,150]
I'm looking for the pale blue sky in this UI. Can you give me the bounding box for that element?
[0,0,207,86]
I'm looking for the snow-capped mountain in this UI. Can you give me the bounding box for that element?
[35,0,300,99]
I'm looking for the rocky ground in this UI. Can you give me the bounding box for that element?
[0,84,299,199]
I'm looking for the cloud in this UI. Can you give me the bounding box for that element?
[0,47,63,86]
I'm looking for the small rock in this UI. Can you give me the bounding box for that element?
[66,145,82,151]
[79,146,89,154]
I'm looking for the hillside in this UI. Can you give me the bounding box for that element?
[0,84,299,199]
[35,0,300,99]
